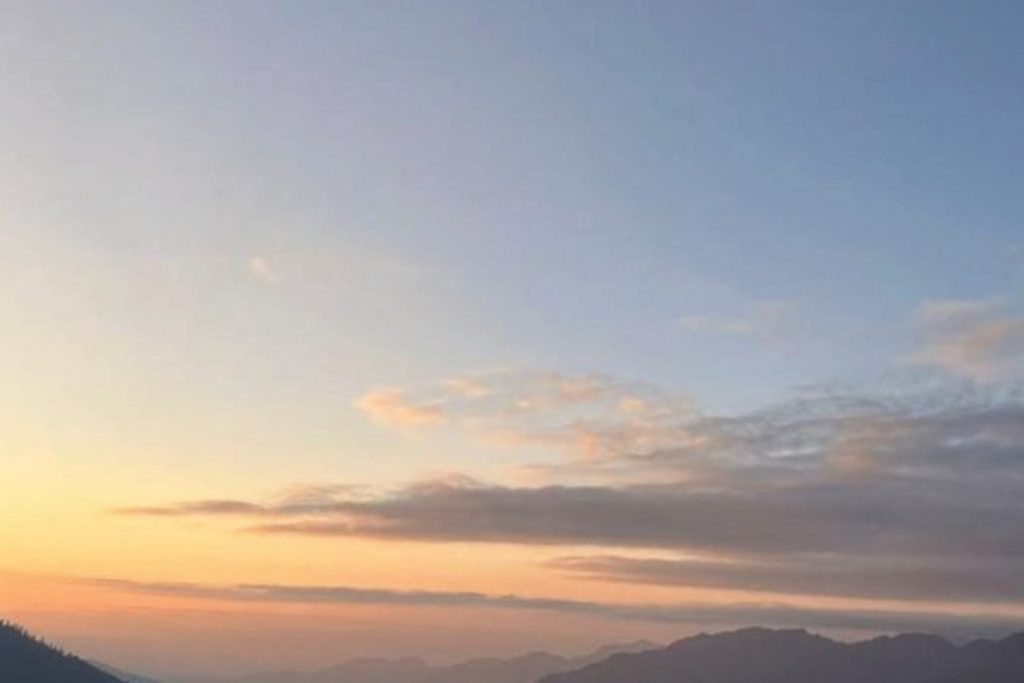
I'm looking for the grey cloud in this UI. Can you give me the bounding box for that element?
[917,299,1003,326]
[235,479,1024,560]
[83,577,1023,640]
[117,383,1024,604]
[117,500,270,516]
[549,554,1024,604]
[675,301,796,340]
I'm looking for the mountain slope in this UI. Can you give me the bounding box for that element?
[0,620,124,683]
[222,657,431,683]
[194,641,657,683]
[540,628,1024,683]
[92,660,164,683]
[419,640,658,683]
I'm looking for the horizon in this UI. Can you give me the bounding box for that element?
[5,619,1024,682]
[2,1,1024,681]
[5,620,1024,683]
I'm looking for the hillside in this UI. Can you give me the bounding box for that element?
[540,628,1024,683]
[0,620,124,683]
[195,641,657,683]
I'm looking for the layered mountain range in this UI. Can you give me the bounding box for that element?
[541,627,1024,683]
[5,620,1024,683]
[190,640,657,683]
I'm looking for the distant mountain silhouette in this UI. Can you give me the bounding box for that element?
[16,620,1023,683]
[219,657,431,683]
[0,620,124,683]
[194,641,657,683]
[92,660,164,683]
[417,643,656,683]
[540,627,1024,683]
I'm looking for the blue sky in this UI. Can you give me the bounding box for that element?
[3,0,1024,488]
[4,1,1023,412]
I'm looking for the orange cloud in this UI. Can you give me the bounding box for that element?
[910,299,1024,380]
[246,255,280,282]
[355,388,445,427]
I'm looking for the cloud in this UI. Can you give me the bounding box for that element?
[118,499,270,516]
[549,553,1024,604]
[241,247,425,289]
[916,299,1002,326]
[675,302,796,340]
[676,316,755,335]
[911,299,1024,380]
[119,381,1024,606]
[355,388,445,427]
[443,376,496,398]
[82,577,1023,639]
[225,474,1024,563]
[246,255,280,283]
[355,370,697,464]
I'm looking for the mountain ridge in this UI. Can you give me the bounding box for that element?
[182,640,658,683]
[539,627,1024,683]
[8,622,1024,683]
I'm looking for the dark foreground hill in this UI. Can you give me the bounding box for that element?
[540,628,1024,683]
[0,620,123,683]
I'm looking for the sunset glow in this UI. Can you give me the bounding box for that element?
[3,2,1024,681]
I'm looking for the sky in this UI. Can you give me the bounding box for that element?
[2,0,1024,679]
